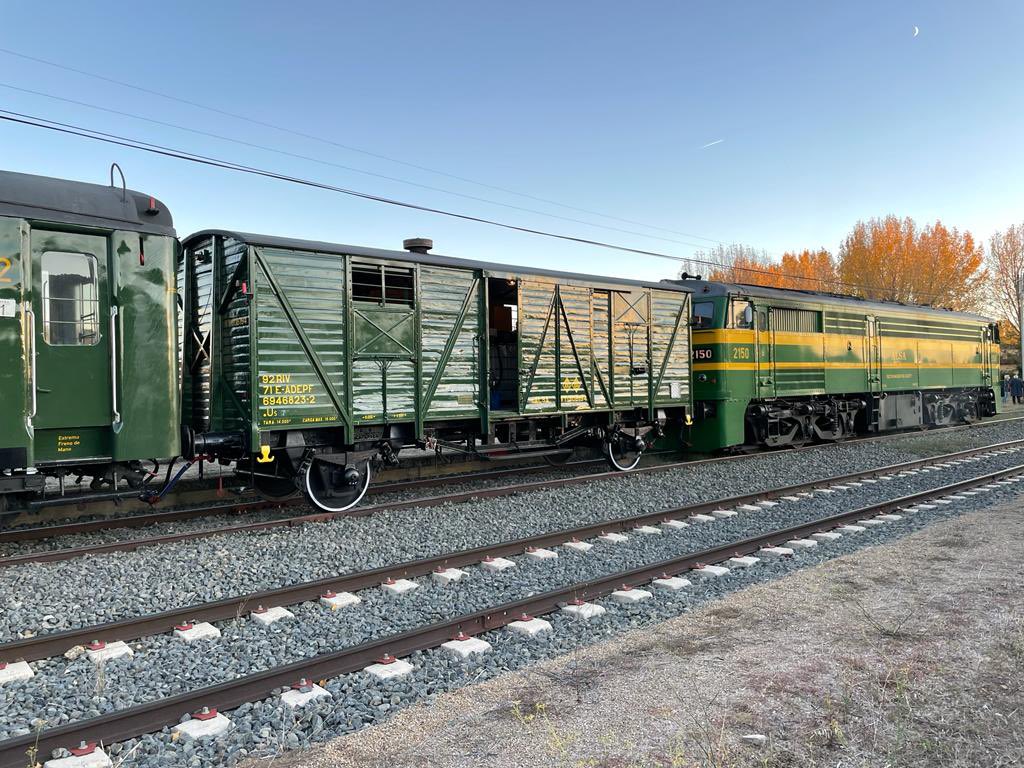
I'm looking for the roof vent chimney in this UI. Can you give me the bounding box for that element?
[403,238,433,254]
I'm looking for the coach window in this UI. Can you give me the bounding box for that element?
[729,299,753,329]
[692,301,715,329]
[41,251,100,346]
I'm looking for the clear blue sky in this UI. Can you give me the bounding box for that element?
[1,1,1022,282]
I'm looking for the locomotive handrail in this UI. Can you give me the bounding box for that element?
[26,306,37,420]
[110,306,121,425]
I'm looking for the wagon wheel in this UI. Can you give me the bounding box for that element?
[602,432,645,472]
[543,448,574,467]
[242,455,300,500]
[303,458,372,513]
[252,471,300,500]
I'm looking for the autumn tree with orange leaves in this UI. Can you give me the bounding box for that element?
[682,216,987,313]
[684,244,839,292]
[838,216,987,311]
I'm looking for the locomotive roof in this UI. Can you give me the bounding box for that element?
[183,229,694,295]
[670,278,993,324]
[0,170,175,236]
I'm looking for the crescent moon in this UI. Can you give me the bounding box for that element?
[913,25,919,36]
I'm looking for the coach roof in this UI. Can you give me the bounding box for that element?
[0,170,175,236]
[183,229,693,294]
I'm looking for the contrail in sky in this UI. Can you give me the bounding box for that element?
[701,139,724,149]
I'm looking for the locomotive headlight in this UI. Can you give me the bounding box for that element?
[697,373,708,382]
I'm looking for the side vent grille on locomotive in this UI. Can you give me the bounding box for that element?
[772,308,822,333]
[351,262,415,307]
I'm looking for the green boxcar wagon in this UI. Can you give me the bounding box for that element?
[0,170,180,512]
[179,232,692,511]
[678,280,1001,451]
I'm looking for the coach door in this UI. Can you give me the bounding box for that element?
[29,230,113,431]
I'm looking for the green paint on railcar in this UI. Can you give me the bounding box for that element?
[0,217,29,470]
[683,281,1000,453]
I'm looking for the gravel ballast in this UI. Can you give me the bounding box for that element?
[3,417,1022,562]
[1,430,1023,643]
[1,448,1023,764]
[14,470,1023,767]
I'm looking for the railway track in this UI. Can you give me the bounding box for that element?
[4,439,1023,660]
[1,447,1021,767]
[3,416,1023,566]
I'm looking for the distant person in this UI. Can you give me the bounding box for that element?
[1012,374,1024,405]
[1002,374,1009,403]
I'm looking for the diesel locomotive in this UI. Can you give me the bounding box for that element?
[677,279,1001,451]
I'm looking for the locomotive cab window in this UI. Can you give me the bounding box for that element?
[351,262,415,308]
[692,301,715,329]
[40,251,100,346]
[729,299,753,329]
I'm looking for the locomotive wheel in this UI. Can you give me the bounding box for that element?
[303,458,371,513]
[602,435,644,471]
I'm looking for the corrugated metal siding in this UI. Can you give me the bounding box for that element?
[612,290,649,406]
[558,285,592,409]
[420,265,479,419]
[217,238,249,430]
[650,289,690,403]
[184,237,214,432]
[519,280,558,411]
[591,290,611,408]
[254,247,346,429]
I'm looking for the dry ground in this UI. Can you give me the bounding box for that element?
[253,498,1024,768]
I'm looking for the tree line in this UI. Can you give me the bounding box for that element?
[684,215,1023,348]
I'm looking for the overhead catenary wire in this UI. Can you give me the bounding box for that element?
[0,81,718,252]
[0,46,727,246]
[0,108,962,305]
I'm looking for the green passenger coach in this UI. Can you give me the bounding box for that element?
[676,280,1000,452]
[0,170,180,511]
[179,232,692,512]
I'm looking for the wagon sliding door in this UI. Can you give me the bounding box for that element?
[611,290,650,407]
[518,280,596,413]
[350,261,417,423]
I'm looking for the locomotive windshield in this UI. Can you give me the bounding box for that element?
[692,301,715,329]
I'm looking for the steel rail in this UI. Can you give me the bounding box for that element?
[2,437,1022,570]
[2,462,1021,768]
[3,440,1021,664]
[6,414,1022,549]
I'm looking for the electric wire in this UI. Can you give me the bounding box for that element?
[0,46,727,245]
[0,108,967,306]
[0,81,717,251]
